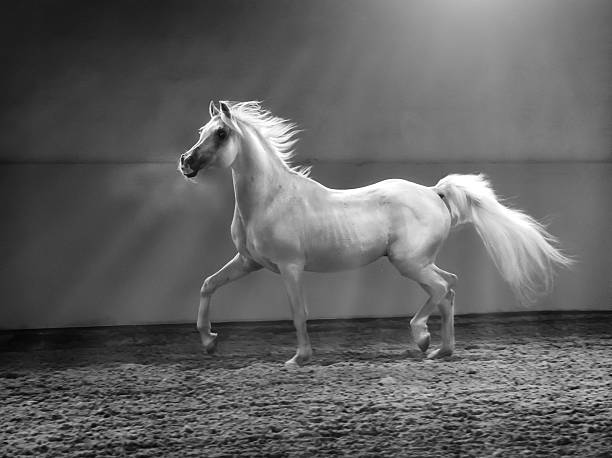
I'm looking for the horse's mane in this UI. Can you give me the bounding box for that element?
[223,101,312,177]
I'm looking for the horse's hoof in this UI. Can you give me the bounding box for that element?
[284,359,299,369]
[416,333,431,353]
[204,340,217,354]
[284,353,311,367]
[203,333,218,354]
[427,348,453,359]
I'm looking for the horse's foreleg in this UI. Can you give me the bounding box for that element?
[279,263,312,367]
[198,253,261,353]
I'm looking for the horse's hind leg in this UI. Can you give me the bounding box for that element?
[430,268,457,359]
[413,266,457,358]
[198,253,261,353]
[391,259,456,357]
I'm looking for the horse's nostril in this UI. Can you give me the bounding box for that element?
[184,155,194,167]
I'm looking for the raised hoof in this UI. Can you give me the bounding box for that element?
[202,333,218,355]
[416,333,431,353]
[427,348,453,359]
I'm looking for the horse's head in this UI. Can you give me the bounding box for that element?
[179,101,240,178]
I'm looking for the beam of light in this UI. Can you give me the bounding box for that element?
[52,163,233,328]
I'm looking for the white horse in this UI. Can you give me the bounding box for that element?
[179,101,572,366]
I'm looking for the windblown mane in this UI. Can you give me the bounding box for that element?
[222,101,312,177]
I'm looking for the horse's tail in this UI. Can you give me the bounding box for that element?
[434,173,573,304]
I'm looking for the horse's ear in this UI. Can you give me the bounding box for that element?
[219,101,232,119]
[209,100,218,118]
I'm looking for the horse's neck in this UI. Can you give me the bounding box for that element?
[231,132,294,222]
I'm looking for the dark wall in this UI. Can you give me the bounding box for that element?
[1,0,611,329]
[2,162,610,329]
[2,0,610,163]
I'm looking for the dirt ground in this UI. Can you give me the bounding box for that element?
[1,312,611,457]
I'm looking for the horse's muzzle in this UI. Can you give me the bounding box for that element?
[179,153,199,177]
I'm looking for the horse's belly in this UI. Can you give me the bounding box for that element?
[302,216,389,272]
[304,245,385,272]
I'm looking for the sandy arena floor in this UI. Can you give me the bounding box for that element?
[1,312,611,457]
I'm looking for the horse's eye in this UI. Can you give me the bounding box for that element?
[217,129,227,139]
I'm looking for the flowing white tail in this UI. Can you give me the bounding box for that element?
[435,174,573,304]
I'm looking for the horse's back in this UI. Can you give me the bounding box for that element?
[328,179,448,226]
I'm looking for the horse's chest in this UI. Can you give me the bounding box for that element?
[230,215,249,256]
[231,215,284,271]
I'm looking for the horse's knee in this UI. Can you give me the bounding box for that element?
[200,277,216,297]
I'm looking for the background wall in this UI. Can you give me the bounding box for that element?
[1,0,610,329]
